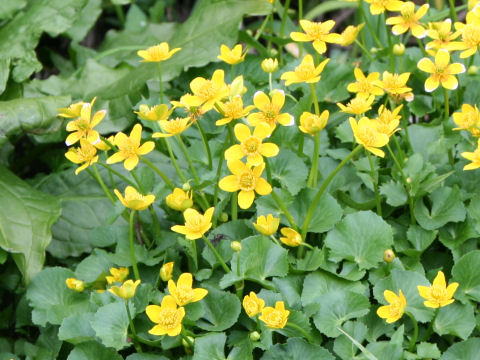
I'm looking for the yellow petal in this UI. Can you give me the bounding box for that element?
[227,159,245,175]
[271,90,285,110]
[417,285,431,300]
[433,271,446,288]
[238,190,255,209]
[225,145,244,161]
[447,282,459,299]
[253,122,272,139]
[124,156,139,171]
[441,75,458,90]
[138,141,155,155]
[234,123,251,142]
[192,288,209,302]
[383,290,399,304]
[146,304,162,322]
[255,177,272,195]
[219,175,240,192]
[424,76,440,92]
[376,305,391,319]
[417,58,436,73]
[253,91,270,111]
[177,273,193,288]
[260,143,279,157]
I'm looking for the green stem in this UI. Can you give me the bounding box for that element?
[90,164,115,204]
[270,235,280,246]
[140,157,175,189]
[448,0,458,23]
[125,300,142,352]
[354,40,374,62]
[384,14,395,73]
[202,235,231,273]
[271,191,298,230]
[405,312,419,352]
[213,134,230,226]
[181,329,194,349]
[285,322,314,343]
[158,62,164,104]
[269,72,273,93]
[231,192,238,220]
[130,170,158,245]
[135,336,163,348]
[196,120,213,170]
[416,38,428,57]
[358,0,383,48]
[443,87,454,168]
[279,0,291,66]
[114,4,125,27]
[129,210,140,281]
[421,308,439,342]
[307,133,320,188]
[97,162,136,187]
[366,150,382,216]
[301,145,362,239]
[164,138,187,183]
[254,12,272,41]
[400,106,413,152]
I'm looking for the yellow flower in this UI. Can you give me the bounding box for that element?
[337,94,375,115]
[417,49,466,92]
[137,42,181,62]
[217,44,246,65]
[376,289,406,323]
[461,138,480,170]
[365,0,404,15]
[280,55,329,85]
[350,117,390,157]
[219,160,272,209]
[386,2,429,38]
[453,104,480,136]
[146,295,185,336]
[259,301,290,329]
[417,270,459,308]
[66,278,85,292]
[373,104,403,137]
[290,20,342,54]
[247,90,294,129]
[160,262,174,282]
[243,292,265,317]
[152,117,192,138]
[452,12,480,58]
[65,98,105,146]
[186,69,229,112]
[65,139,99,175]
[261,58,279,73]
[379,71,413,96]
[166,188,193,211]
[338,23,365,46]
[168,273,208,306]
[299,110,329,135]
[426,20,461,53]
[225,123,279,166]
[107,124,155,170]
[214,95,254,126]
[106,267,129,284]
[114,186,156,211]
[171,207,214,240]
[347,68,384,97]
[253,214,280,236]
[108,279,141,299]
[58,101,85,118]
[279,227,302,247]
[134,104,171,121]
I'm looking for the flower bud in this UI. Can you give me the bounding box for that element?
[406,177,412,184]
[250,331,261,341]
[219,212,229,222]
[160,262,174,282]
[166,188,193,211]
[182,182,191,191]
[468,65,479,75]
[370,47,379,54]
[231,241,242,252]
[383,249,395,263]
[393,43,405,56]
[261,58,278,73]
[66,278,85,292]
[182,336,195,348]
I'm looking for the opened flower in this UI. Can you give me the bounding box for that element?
[247,90,293,129]
[253,214,280,236]
[417,49,466,92]
[426,20,461,53]
[64,98,105,146]
[58,101,85,118]
[453,104,480,136]
[108,279,141,299]
[259,301,290,329]
[452,12,480,58]
[243,292,265,317]
[219,160,272,209]
[146,295,185,336]
[106,267,129,284]
[279,227,302,247]
[290,20,341,54]
[135,104,171,121]
[280,55,329,85]
[166,188,193,211]
[350,117,390,157]
[364,0,403,15]
[376,289,406,323]
[461,138,480,170]
[347,68,384,97]
[137,42,181,62]
[386,2,429,38]
[373,104,402,137]
[338,23,365,46]
[225,123,279,166]
[299,110,329,135]
[66,278,85,292]
[168,272,208,306]
[160,262,174,282]
[186,69,229,112]
[171,207,214,240]
[152,117,192,138]
[114,186,155,210]
[217,44,246,65]
[379,71,413,97]
[417,270,458,308]
[107,124,155,171]
[214,95,254,126]
[337,94,375,115]
[65,139,99,175]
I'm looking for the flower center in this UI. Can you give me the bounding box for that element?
[463,24,480,46]
[431,285,447,300]
[359,126,377,146]
[306,23,328,39]
[265,310,283,327]
[389,299,404,316]
[198,81,217,100]
[224,99,243,118]
[242,137,260,155]
[163,118,186,134]
[295,63,315,80]
[186,214,204,233]
[159,308,180,329]
[237,170,256,191]
[120,139,138,158]
[175,285,195,304]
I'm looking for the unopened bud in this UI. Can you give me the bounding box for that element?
[250,331,261,341]
[159,262,174,282]
[468,65,479,75]
[66,278,85,292]
[231,241,242,252]
[406,177,412,184]
[370,47,379,54]
[182,182,191,191]
[219,212,229,222]
[261,58,278,73]
[393,43,405,56]
[182,336,195,348]
[383,249,395,263]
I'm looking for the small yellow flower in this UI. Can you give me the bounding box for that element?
[107,124,155,171]
[108,279,141,299]
[290,20,342,54]
[219,160,272,209]
[461,138,480,170]
[66,278,85,292]
[280,55,329,86]
[160,262,174,282]
[279,227,302,247]
[347,68,384,97]
[379,71,413,96]
[350,117,390,157]
[337,94,375,115]
[137,42,181,62]
[386,2,429,38]
[417,49,466,92]
[171,207,214,240]
[152,117,192,138]
[452,12,480,58]
[376,289,406,323]
[168,273,208,306]
[65,139,99,175]
[253,214,280,236]
[426,20,461,53]
[261,58,279,73]
[65,98,105,146]
[453,104,480,136]
[106,267,129,284]
[247,90,294,129]
[58,101,85,118]
[135,104,171,121]
[114,186,156,210]
[214,95,254,126]
[373,104,403,137]
[187,69,229,112]
[166,188,193,211]
[383,249,395,263]
[146,295,185,336]
[338,24,365,46]
[299,110,329,135]
[365,0,404,15]
[217,44,246,65]
[243,292,265,317]
[417,270,459,308]
[225,123,279,166]
[259,301,290,329]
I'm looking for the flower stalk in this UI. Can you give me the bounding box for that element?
[140,157,175,190]
[366,150,382,216]
[202,235,231,273]
[405,311,419,352]
[158,62,164,104]
[129,210,141,281]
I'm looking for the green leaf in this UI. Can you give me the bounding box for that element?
[58,312,96,345]
[452,250,480,302]
[0,1,27,19]
[269,149,308,196]
[260,338,335,360]
[126,355,169,360]
[407,125,442,161]
[417,342,441,359]
[379,180,407,207]
[405,225,437,255]
[91,301,132,350]
[313,290,370,337]
[66,341,123,360]
[324,211,393,271]
[467,193,480,233]
[414,186,466,230]
[66,0,102,42]
[408,95,434,117]
[0,166,61,283]
[197,287,241,332]
[333,321,369,360]
[440,338,480,360]
[193,333,226,360]
[26,267,91,326]
[434,302,475,340]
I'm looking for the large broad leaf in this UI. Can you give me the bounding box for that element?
[66,341,123,360]
[434,302,475,340]
[324,211,393,271]
[193,333,226,360]
[260,338,335,360]
[268,149,308,196]
[58,312,96,345]
[0,166,61,283]
[452,250,480,303]
[91,301,133,350]
[197,287,241,332]
[440,338,480,360]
